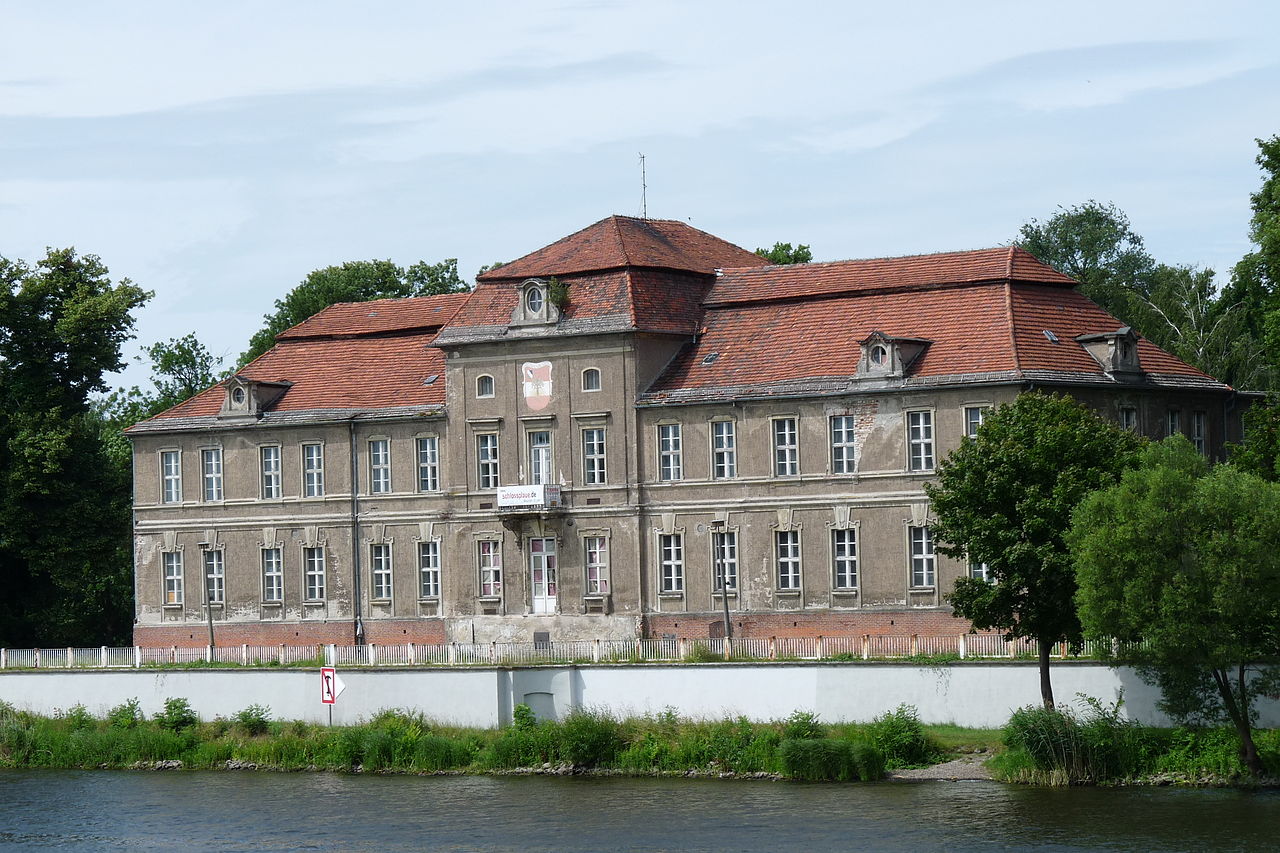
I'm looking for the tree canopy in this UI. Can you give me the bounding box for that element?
[239,258,469,366]
[923,392,1145,708]
[1070,437,1280,775]
[755,242,813,265]
[0,249,150,646]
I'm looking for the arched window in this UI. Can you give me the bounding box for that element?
[525,286,544,315]
[476,374,495,398]
[582,368,601,392]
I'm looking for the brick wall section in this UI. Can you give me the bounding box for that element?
[133,619,447,649]
[642,609,973,640]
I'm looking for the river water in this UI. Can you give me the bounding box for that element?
[1,771,1276,852]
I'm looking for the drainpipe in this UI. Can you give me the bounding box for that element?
[348,416,366,645]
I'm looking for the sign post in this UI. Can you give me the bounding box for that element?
[320,666,346,726]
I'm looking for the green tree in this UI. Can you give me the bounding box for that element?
[0,248,150,646]
[923,392,1145,708]
[1222,135,1280,384]
[755,242,813,265]
[1227,394,1280,481]
[1070,437,1280,775]
[239,258,468,366]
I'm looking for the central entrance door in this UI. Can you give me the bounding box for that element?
[529,537,558,614]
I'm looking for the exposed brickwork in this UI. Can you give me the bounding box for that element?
[134,618,447,649]
[642,609,973,640]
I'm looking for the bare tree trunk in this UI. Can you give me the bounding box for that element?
[1212,665,1264,776]
[1039,639,1055,709]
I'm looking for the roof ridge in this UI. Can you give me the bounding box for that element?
[1003,281,1022,374]
[608,215,634,268]
[719,246,1016,273]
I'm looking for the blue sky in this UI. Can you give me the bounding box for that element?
[2,1,1278,388]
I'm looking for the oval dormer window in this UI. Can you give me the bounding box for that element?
[231,387,247,405]
[525,286,545,315]
[870,345,889,366]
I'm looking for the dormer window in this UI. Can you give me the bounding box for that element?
[1075,327,1143,377]
[218,376,291,421]
[525,286,545,315]
[509,278,562,328]
[231,387,246,406]
[869,345,889,367]
[856,332,931,380]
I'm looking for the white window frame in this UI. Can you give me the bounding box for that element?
[478,540,502,597]
[476,374,495,399]
[659,533,684,593]
[584,535,610,595]
[776,530,801,591]
[910,525,935,588]
[160,450,182,504]
[832,528,858,590]
[1191,411,1207,454]
[1167,409,1182,437]
[302,443,325,497]
[712,530,738,593]
[1118,406,1138,432]
[370,543,392,601]
[968,560,993,583]
[417,436,440,492]
[163,551,184,606]
[711,420,736,479]
[772,417,798,477]
[200,447,223,502]
[476,433,500,490]
[304,546,326,601]
[262,547,283,603]
[658,423,683,481]
[963,405,991,439]
[582,427,607,485]
[830,415,857,474]
[203,548,225,605]
[369,438,391,494]
[260,445,282,500]
[581,367,601,392]
[527,429,553,485]
[418,540,441,599]
[907,410,935,472]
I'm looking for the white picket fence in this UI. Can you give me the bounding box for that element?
[0,635,1120,670]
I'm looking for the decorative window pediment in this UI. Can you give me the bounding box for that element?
[218,376,292,421]
[856,332,931,379]
[1075,327,1143,376]
[509,278,563,328]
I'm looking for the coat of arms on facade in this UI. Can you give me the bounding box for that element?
[521,361,553,411]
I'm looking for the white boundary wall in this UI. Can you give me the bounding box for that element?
[3,663,1277,728]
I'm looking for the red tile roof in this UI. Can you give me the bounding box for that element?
[478,215,769,280]
[276,292,469,339]
[708,247,1075,305]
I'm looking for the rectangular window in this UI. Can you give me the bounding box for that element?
[711,421,736,479]
[1166,410,1181,437]
[476,434,500,489]
[369,439,391,494]
[776,530,801,590]
[582,428,607,485]
[712,530,738,592]
[418,541,441,599]
[370,543,392,601]
[163,551,183,605]
[659,424,683,481]
[1118,407,1138,432]
[908,411,935,471]
[659,534,684,593]
[910,526,935,588]
[160,450,182,503]
[304,547,326,601]
[201,447,223,501]
[963,406,990,439]
[262,548,283,602]
[203,549,224,605]
[968,560,993,583]
[832,529,858,590]
[1192,411,1207,454]
[585,536,609,594]
[773,418,798,476]
[302,443,325,497]
[478,540,502,597]
[528,430,552,485]
[417,436,440,492]
[830,415,857,474]
[260,445,282,499]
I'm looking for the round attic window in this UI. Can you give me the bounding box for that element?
[869,345,889,366]
[231,387,246,405]
[525,286,545,315]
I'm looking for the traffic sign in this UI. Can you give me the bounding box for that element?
[320,667,346,705]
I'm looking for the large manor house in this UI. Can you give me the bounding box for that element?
[127,216,1240,647]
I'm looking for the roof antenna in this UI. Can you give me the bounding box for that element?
[638,152,647,219]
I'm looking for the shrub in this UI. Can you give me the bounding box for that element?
[58,704,94,732]
[412,733,474,771]
[684,643,722,663]
[867,704,940,768]
[1002,698,1166,783]
[848,741,887,780]
[779,737,871,781]
[107,698,144,730]
[781,710,825,740]
[559,709,624,767]
[155,698,198,731]
[233,705,272,737]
